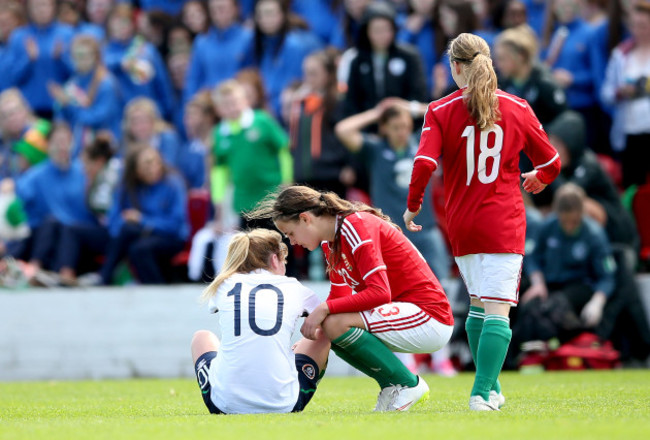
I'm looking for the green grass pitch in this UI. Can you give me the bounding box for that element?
[1,371,649,440]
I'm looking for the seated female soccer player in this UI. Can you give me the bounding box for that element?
[191,228,330,414]
[246,185,454,412]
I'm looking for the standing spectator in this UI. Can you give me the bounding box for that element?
[48,35,121,157]
[404,33,561,410]
[331,0,371,50]
[178,91,217,189]
[601,0,650,188]
[284,49,351,197]
[494,25,567,126]
[397,0,444,96]
[244,0,321,117]
[99,145,188,285]
[0,2,26,92]
[541,0,605,152]
[181,0,210,37]
[211,80,291,229]
[58,0,105,42]
[184,0,252,104]
[122,97,182,169]
[343,1,427,118]
[0,89,50,179]
[291,0,342,46]
[104,3,175,121]
[6,0,75,119]
[335,99,450,280]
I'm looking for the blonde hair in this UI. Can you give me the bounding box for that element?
[212,79,247,105]
[495,25,539,65]
[200,228,288,302]
[0,88,33,115]
[122,97,171,145]
[448,33,500,130]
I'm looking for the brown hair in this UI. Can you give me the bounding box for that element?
[553,183,586,214]
[246,185,394,267]
[495,24,539,65]
[235,68,269,110]
[201,228,288,301]
[448,33,500,130]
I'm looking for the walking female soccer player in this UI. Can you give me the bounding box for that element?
[404,33,561,411]
[247,185,454,412]
[191,228,330,414]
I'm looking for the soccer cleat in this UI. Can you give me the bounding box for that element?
[489,390,505,409]
[374,386,399,412]
[469,395,500,411]
[386,376,430,411]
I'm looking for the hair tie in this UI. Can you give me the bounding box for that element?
[473,52,481,59]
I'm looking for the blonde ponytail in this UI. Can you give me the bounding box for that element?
[200,229,287,303]
[449,33,501,130]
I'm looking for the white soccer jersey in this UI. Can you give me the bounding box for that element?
[207,269,321,414]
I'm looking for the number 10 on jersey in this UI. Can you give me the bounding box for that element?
[461,124,504,185]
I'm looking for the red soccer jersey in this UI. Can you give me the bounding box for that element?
[322,212,454,326]
[407,89,561,257]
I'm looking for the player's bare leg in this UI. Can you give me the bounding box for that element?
[293,331,331,374]
[191,330,221,364]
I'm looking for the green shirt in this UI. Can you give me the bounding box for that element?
[213,109,289,214]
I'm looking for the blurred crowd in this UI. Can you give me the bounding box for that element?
[0,0,648,367]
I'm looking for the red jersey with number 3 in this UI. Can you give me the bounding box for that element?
[407,89,561,257]
[322,212,453,326]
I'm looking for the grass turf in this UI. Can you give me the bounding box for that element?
[1,370,649,440]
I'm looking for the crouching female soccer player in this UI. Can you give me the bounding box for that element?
[247,185,454,412]
[191,228,330,414]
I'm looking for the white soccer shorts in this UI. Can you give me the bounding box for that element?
[360,301,453,353]
[455,253,523,306]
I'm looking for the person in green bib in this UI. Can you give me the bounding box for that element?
[211,79,293,230]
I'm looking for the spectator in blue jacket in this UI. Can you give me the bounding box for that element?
[181,1,210,37]
[58,0,105,42]
[137,0,189,16]
[86,0,114,32]
[14,123,96,279]
[244,0,321,117]
[521,0,548,37]
[104,3,175,121]
[122,97,182,169]
[6,0,75,118]
[48,35,121,157]
[100,145,188,285]
[184,0,252,104]
[522,183,616,342]
[291,0,342,46]
[178,91,217,189]
[0,3,26,93]
[330,0,371,49]
[541,0,605,151]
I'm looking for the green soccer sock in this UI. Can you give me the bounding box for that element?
[471,315,512,401]
[465,306,501,394]
[332,327,418,389]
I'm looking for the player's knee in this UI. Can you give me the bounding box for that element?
[321,314,349,340]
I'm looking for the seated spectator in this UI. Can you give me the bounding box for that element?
[342,1,427,117]
[519,183,650,363]
[494,25,567,126]
[181,1,210,38]
[6,0,75,119]
[601,1,650,188]
[12,123,97,285]
[104,3,174,122]
[0,89,51,179]
[335,99,450,280]
[99,145,188,285]
[211,79,291,229]
[184,0,252,104]
[283,49,352,198]
[58,0,105,42]
[122,97,182,168]
[178,91,217,189]
[0,2,27,93]
[244,0,322,117]
[48,35,121,157]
